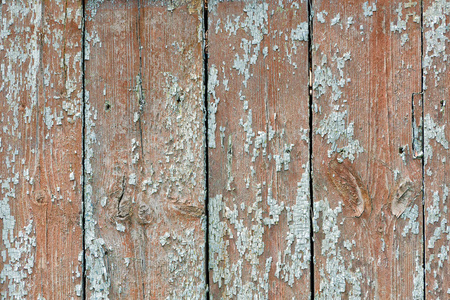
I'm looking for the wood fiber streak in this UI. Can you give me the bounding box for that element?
[423,0,450,298]
[312,0,423,298]
[208,0,310,298]
[84,1,205,299]
[0,1,83,299]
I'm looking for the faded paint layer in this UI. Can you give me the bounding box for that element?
[0,1,83,299]
[84,0,205,299]
[208,0,311,298]
[312,0,423,298]
[423,0,450,298]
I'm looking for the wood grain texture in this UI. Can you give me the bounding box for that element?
[312,0,423,298]
[0,1,83,299]
[423,0,450,298]
[84,0,206,298]
[207,0,311,298]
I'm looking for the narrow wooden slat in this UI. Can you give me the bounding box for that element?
[423,1,450,298]
[208,0,311,298]
[84,1,206,298]
[0,1,83,298]
[312,0,423,298]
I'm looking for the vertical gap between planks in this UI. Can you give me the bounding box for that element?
[420,0,426,297]
[136,0,145,160]
[307,0,314,298]
[81,0,87,298]
[203,0,210,298]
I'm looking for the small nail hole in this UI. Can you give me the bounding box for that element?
[399,147,404,154]
[105,101,111,111]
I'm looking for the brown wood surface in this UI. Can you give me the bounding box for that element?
[0,1,83,299]
[312,0,423,298]
[84,0,206,299]
[423,0,450,298]
[4,0,450,298]
[207,0,311,298]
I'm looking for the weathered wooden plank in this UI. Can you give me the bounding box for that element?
[207,0,311,298]
[0,1,83,299]
[84,0,206,298]
[423,1,450,298]
[312,0,423,298]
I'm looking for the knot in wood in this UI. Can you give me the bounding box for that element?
[34,190,46,204]
[137,204,155,225]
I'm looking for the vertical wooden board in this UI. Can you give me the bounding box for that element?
[312,0,423,298]
[208,0,310,298]
[84,0,205,298]
[0,1,83,299]
[423,1,450,298]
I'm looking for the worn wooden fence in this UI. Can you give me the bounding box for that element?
[1,0,450,299]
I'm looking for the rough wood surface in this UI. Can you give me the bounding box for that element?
[4,0,450,298]
[0,1,83,299]
[423,0,450,298]
[312,0,423,298]
[207,0,311,298]
[84,0,206,298]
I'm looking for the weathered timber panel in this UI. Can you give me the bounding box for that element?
[208,0,311,298]
[312,0,423,298]
[0,1,83,299]
[84,0,206,298]
[423,1,450,298]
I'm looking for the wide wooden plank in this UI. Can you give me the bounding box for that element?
[207,0,311,298]
[423,1,450,298]
[0,1,83,299]
[84,1,206,298]
[312,0,423,298]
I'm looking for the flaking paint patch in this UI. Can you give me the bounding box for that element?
[85,4,207,297]
[84,96,110,299]
[159,229,206,299]
[313,199,362,299]
[424,113,449,165]
[208,64,220,148]
[426,187,449,256]
[423,0,450,90]
[0,2,58,298]
[83,28,110,298]
[362,1,377,17]
[317,11,328,23]
[316,110,364,162]
[276,164,311,286]
[423,4,450,295]
[207,64,220,150]
[390,2,419,33]
[401,204,420,237]
[230,2,269,87]
[0,220,36,299]
[313,51,351,102]
[208,0,311,297]
[427,190,442,225]
[209,166,310,296]
[86,0,105,20]
[412,251,424,299]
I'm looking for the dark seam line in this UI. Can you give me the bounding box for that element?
[137,0,145,162]
[81,0,87,299]
[420,1,426,299]
[308,0,314,299]
[203,0,210,298]
[135,2,146,298]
